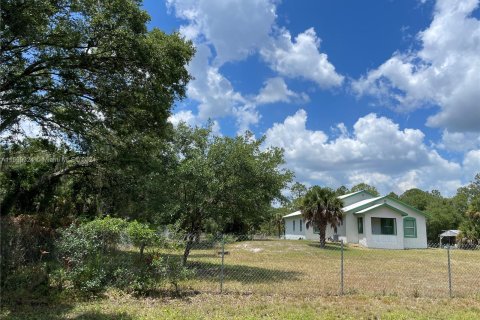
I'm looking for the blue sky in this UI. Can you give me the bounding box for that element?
[143,0,480,196]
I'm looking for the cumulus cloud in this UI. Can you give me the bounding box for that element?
[436,130,480,152]
[265,109,469,195]
[352,0,480,132]
[166,0,343,132]
[167,0,277,65]
[261,28,344,88]
[255,77,309,105]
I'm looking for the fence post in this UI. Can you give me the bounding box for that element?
[340,239,344,295]
[447,245,452,298]
[220,234,225,294]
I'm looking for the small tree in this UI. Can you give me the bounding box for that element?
[301,186,344,248]
[127,221,158,257]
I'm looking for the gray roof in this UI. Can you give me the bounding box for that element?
[439,230,461,237]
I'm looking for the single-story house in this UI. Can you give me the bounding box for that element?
[283,190,428,249]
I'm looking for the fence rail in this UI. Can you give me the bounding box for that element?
[176,236,480,298]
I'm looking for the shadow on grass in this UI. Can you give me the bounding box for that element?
[307,242,351,251]
[187,259,302,284]
[1,306,134,320]
[73,311,133,320]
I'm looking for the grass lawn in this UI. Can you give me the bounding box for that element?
[2,239,480,319]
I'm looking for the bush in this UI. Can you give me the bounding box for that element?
[56,217,188,295]
[127,221,160,256]
[1,263,51,304]
[156,255,192,293]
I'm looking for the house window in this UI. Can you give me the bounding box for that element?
[300,219,303,231]
[293,220,295,232]
[404,217,417,238]
[313,225,319,234]
[371,217,396,235]
[357,217,363,234]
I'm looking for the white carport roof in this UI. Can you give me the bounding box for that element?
[439,230,461,237]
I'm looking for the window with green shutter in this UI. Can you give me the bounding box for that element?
[358,217,363,234]
[372,217,396,235]
[404,217,417,238]
[381,218,395,235]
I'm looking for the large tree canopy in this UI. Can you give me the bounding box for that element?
[1,0,194,144]
[0,0,194,217]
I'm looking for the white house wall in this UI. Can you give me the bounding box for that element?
[284,216,337,241]
[284,216,306,240]
[382,198,428,249]
[345,212,359,244]
[363,206,405,249]
[402,211,428,249]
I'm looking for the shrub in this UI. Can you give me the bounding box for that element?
[127,221,159,256]
[155,255,192,293]
[1,263,51,304]
[82,216,128,252]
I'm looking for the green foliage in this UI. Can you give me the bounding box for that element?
[1,263,51,304]
[301,186,344,248]
[54,217,183,295]
[0,0,194,219]
[165,124,292,263]
[127,220,160,255]
[459,174,480,243]
[155,255,192,293]
[350,183,380,196]
[400,188,465,241]
[1,0,194,142]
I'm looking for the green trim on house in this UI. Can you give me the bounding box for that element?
[404,217,417,238]
[344,195,426,217]
[353,203,409,216]
[384,196,427,217]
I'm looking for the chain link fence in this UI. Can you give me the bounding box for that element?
[174,235,480,298]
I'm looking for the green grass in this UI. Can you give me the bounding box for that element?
[2,239,480,319]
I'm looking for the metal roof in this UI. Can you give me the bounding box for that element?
[337,190,375,200]
[342,196,383,212]
[439,230,461,237]
[282,210,301,218]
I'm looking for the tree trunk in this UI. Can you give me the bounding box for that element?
[182,234,195,266]
[140,243,145,257]
[319,223,327,248]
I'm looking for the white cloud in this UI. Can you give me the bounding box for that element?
[168,109,222,135]
[265,109,467,195]
[168,110,198,127]
[463,149,480,178]
[167,0,277,65]
[261,28,344,88]
[255,77,309,105]
[352,0,480,132]
[185,43,246,121]
[167,0,343,132]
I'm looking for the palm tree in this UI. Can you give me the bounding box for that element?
[301,186,344,248]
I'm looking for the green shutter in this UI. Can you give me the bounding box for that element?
[357,217,363,234]
[404,217,417,238]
